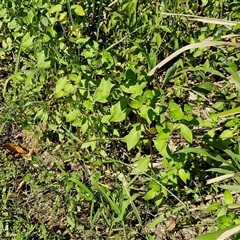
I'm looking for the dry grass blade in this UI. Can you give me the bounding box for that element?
[217,225,240,240]
[161,12,237,26]
[207,173,240,185]
[147,40,240,76]
[188,17,237,26]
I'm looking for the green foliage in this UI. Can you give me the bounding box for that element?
[1,0,240,238]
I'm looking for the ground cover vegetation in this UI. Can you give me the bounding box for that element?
[1,0,240,239]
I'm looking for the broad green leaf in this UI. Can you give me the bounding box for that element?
[129,100,142,109]
[101,115,111,123]
[207,128,215,138]
[81,119,89,134]
[82,50,95,58]
[49,4,62,14]
[66,110,78,122]
[101,49,113,64]
[220,129,234,139]
[180,124,193,143]
[93,79,114,103]
[83,100,93,110]
[147,52,157,69]
[193,82,213,94]
[178,169,190,183]
[109,98,128,122]
[154,138,171,158]
[81,135,96,151]
[160,25,171,32]
[72,5,85,16]
[224,190,234,205]
[144,189,158,200]
[21,33,34,49]
[131,156,150,174]
[139,105,154,124]
[143,90,154,99]
[0,8,7,18]
[41,17,49,26]
[37,51,51,68]
[121,82,147,98]
[169,101,184,120]
[55,77,68,94]
[54,90,66,98]
[72,119,82,127]
[123,124,142,151]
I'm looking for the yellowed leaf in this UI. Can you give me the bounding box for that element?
[5,143,28,154]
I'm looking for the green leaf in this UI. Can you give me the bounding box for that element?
[82,50,95,58]
[37,51,51,68]
[101,115,111,123]
[169,101,184,120]
[71,5,85,16]
[139,105,154,124]
[220,129,234,139]
[93,182,120,216]
[155,33,162,48]
[224,190,234,205]
[66,110,78,122]
[123,124,142,151]
[0,8,7,18]
[131,156,150,174]
[21,33,34,49]
[121,83,146,98]
[220,185,240,192]
[109,98,128,122]
[101,49,113,64]
[162,61,179,88]
[178,169,190,183]
[194,226,238,240]
[193,82,213,95]
[129,100,142,109]
[93,79,114,103]
[147,214,165,230]
[175,147,228,164]
[144,189,158,200]
[225,66,240,93]
[55,77,68,94]
[81,135,96,151]
[154,137,171,158]
[180,124,193,143]
[207,128,215,138]
[213,107,240,118]
[147,52,157,69]
[69,177,93,200]
[49,4,62,14]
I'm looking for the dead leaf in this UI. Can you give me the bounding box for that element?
[167,216,176,232]
[67,229,75,239]
[4,143,28,154]
[16,180,25,193]
[24,148,35,161]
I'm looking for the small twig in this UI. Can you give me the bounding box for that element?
[108,0,118,7]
